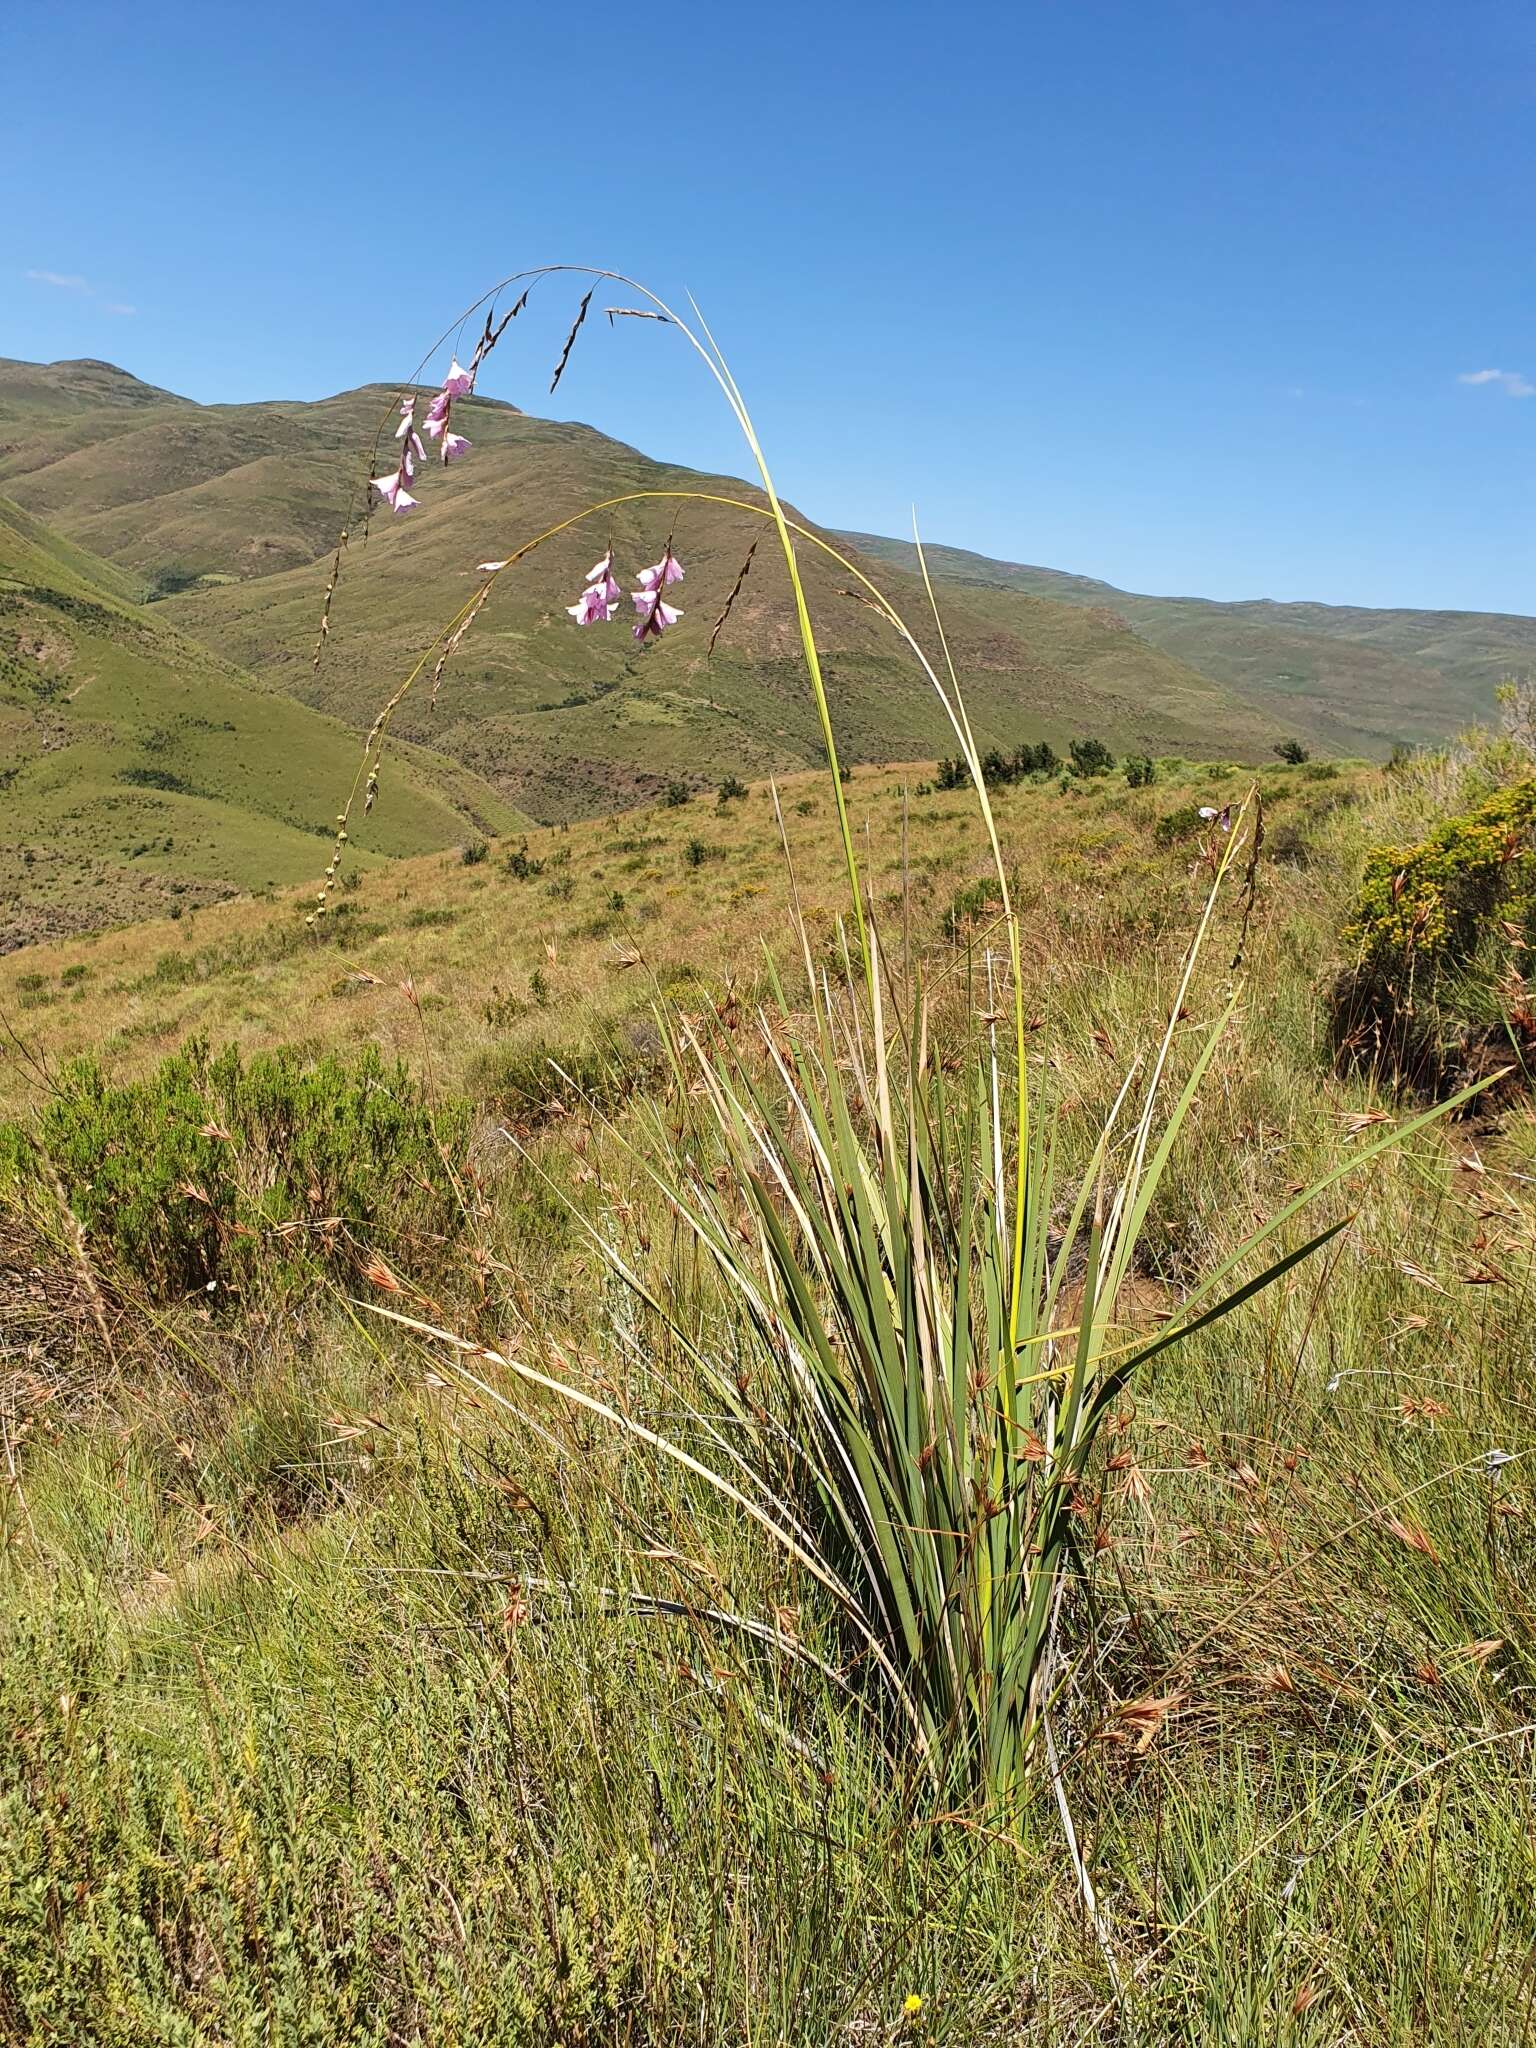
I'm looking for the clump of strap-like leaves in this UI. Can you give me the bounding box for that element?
[360,263,1468,1805]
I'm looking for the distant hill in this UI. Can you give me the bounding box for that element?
[0,493,525,950]
[9,356,1527,841]
[0,360,1292,821]
[840,534,1536,756]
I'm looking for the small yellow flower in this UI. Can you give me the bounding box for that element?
[903,1994,924,2018]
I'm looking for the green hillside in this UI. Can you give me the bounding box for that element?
[13,355,1529,826]
[0,359,1291,819]
[0,494,526,949]
[843,532,1536,754]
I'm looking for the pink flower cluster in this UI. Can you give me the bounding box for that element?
[371,338,492,515]
[371,398,425,513]
[566,545,685,643]
[423,358,474,466]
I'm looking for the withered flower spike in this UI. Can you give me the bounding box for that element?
[432,585,493,708]
[605,307,671,325]
[549,289,594,394]
[708,540,759,659]
[311,530,348,672]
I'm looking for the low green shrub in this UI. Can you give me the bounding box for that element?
[2,1040,470,1300]
[504,839,545,879]
[470,1021,660,1125]
[1154,802,1206,846]
[1332,776,1536,1088]
[937,739,1057,790]
[944,876,1005,940]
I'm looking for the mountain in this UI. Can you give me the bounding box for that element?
[10,355,1526,850]
[0,360,1291,821]
[0,493,525,950]
[840,535,1536,756]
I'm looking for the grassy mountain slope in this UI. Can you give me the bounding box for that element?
[7,755,1536,2041]
[843,532,1536,754]
[0,359,1289,818]
[0,753,1354,1109]
[0,495,526,949]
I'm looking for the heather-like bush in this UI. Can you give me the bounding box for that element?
[3,1040,470,1300]
[1332,776,1536,1087]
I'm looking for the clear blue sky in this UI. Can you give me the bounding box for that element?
[3,0,1531,612]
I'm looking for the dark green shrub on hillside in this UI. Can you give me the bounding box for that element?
[717,775,748,804]
[663,781,692,807]
[944,877,1005,941]
[119,764,197,795]
[1332,777,1536,1090]
[460,838,489,866]
[1069,737,1115,778]
[937,739,1059,791]
[1016,740,1059,778]
[1124,755,1156,788]
[2,1040,470,1301]
[142,564,204,602]
[1274,738,1311,765]
[504,839,545,879]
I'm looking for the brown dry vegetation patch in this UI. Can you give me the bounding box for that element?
[0,1214,105,1377]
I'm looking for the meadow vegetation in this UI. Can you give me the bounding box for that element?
[4,737,1535,2041]
[4,273,1536,2044]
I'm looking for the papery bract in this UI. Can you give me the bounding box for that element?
[579,551,621,606]
[631,546,684,641]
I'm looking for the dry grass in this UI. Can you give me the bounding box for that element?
[8,747,1536,2040]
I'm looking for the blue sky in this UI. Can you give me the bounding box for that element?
[3,0,1531,612]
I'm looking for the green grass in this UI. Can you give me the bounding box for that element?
[0,757,1339,1114]
[6,742,1536,2039]
[5,301,1536,2042]
[0,495,528,945]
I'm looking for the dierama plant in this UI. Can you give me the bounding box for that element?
[352,266,1477,1802]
